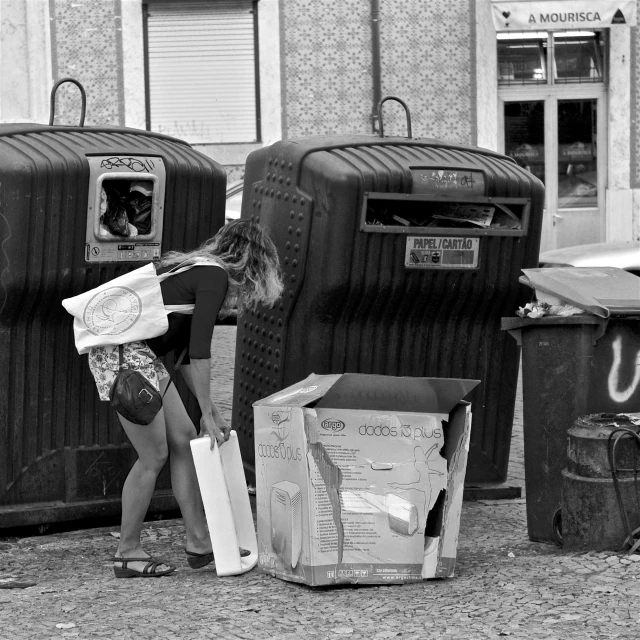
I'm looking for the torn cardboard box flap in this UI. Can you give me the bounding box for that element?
[253,373,479,587]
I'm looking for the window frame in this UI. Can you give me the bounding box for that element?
[497,30,608,88]
[142,0,262,145]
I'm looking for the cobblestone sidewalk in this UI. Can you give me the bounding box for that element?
[2,501,638,640]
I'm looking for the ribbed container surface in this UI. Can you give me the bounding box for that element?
[0,125,226,527]
[232,135,544,484]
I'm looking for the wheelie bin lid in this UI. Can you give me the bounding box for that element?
[519,267,640,318]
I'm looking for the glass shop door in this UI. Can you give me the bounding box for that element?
[501,95,606,252]
[498,31,608,253]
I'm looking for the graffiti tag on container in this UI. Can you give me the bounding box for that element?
[411,169,485,195]
[421,170,477,189]
[100,157,156,172]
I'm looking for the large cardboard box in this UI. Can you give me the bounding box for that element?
[253,373,479,587]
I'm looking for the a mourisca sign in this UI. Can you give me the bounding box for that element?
[491,0,637,31]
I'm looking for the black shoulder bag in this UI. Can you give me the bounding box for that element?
[110,345,185,425]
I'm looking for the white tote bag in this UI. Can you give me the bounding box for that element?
[62,260,220,354]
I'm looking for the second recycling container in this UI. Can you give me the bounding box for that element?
[232,131,544,486]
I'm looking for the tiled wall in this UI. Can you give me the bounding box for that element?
[49,0,123,127]
[47,0,475,170]
[226,165,246,183]
[281,0,474,144]
[280,0,373,138]
[378,0,474,143]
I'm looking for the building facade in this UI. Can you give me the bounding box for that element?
[1,0,638,251]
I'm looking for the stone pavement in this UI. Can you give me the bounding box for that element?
[1,326,639,640]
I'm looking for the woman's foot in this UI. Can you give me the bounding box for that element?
[113,551,175,577]
[184,531,214,569]
[184,547,251,569]
[185,548,214,569]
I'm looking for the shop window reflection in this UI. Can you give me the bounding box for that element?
[498,33,547,85]
[504,101,545,184]
[498,31,604,87]
[554,32,604,84]
[558,99,597,209]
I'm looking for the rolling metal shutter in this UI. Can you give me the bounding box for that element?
[146,1,258,144]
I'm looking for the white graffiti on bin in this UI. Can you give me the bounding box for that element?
[607,336,640,403]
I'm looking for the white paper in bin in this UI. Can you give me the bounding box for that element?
[189,431,258,576]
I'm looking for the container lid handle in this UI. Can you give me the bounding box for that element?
[49,78,87,127]
[377,96,412,139]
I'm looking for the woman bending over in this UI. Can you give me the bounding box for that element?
[87,220,283,577]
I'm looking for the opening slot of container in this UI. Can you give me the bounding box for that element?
[361,193,530,237]
[94,173,159,241]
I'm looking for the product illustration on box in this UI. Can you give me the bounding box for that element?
[339,440,447,539]
[253,373,479,587]
[386,494,420,536]
[270,481,302,569]
[341,491,421,536]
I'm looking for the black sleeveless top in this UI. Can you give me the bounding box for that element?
[146,264,229,363]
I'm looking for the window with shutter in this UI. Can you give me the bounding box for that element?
[145,0,259,144]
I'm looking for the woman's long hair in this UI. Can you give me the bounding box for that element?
[159,220,284,316]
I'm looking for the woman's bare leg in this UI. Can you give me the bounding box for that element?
[161,380,211,554]
[115,408,171,572]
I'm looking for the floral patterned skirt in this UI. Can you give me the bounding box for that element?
[88,341,170,401]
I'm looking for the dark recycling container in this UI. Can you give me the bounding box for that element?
[232,101,545,485]
[502,315,640,544]
[0,80,226,530]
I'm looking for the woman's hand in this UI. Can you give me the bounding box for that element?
[180,359,231,449]
[200,413,225,449]
[213,411,231,443]
[199,412,231,449]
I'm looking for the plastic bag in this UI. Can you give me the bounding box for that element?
[127,192,152,235]
[101,184,133,236]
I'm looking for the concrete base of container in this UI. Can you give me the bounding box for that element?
[0,491,178,534]
[463,483,522,501]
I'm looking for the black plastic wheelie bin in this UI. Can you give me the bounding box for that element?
[0,80,226,530]
[232,98,545,487]
[503,313,640,543]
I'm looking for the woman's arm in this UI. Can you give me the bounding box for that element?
[180,359,230,447]
[177,265,230,448]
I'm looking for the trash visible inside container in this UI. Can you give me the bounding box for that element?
[99,179,154,237]
[364,200,524,230]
